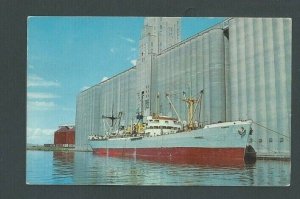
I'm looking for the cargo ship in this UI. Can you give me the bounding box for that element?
[88,91,256,166]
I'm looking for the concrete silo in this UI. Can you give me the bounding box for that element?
[75,17,291,158]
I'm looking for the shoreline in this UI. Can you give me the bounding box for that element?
[26,146,91,152]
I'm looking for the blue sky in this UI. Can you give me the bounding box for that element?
[27,17,224,145]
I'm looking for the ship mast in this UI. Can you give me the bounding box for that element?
[182,90,204,130]
[166,90,204,130]
[102,104,122,133]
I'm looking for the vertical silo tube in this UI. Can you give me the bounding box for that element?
[273,18,289,156]
[127,71,130,123]
[87,91,91,146]
[92,87,95,136]
[161,54,167,115]
[75,93,81,149]
[92,86,96,135]
[244,18,257,149]
[179,45,186,122]
[119,74,124,125]
[262,18,277,153]
[103,83,107,134]
[151,56,157,115]
[97,86,101,135]
[90,87,94,135]
[94,86,98,134]
[229,19,239,121]
[86,91,90,146]
[236,19,248,120]
[81,93,85,149]
[224,27,231,122]
[131,69,135,120]
[109,80,113,128]
[196,36,204,125]
[170,48,176,117]
[253,18,268,155]
[156,55,162,115]
[167,52,171,114]
[115,76,119,115]
[100,84,104,134]
[105,82,108,132]
[203,33,210,124]
[96,85,100,135]
[119,73,125,126]
[109,80,113,125]
[158,54,162,115]
[209,28,225,123]
[160,53,167,115]
[174,47,181,119]
[119,75,124,126]
[82,90,88,149]
[87,89,91,145]
[191,39,197,121]
[283,18,292,156]
[185,41,192,97]
[91,87,95,139]
[166,52,171,116]
[129,69,136,123]
[86,92,89,147]
[157,55,163,115]
[126,72,131,124]
[191,39,197,92]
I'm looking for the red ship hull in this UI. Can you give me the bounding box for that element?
[92,147,246,167]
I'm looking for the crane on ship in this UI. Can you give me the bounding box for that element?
[165,89,204,130]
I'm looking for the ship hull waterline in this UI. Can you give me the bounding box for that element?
[89,121,255,167]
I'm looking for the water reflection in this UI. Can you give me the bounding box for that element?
[52,151,75,184]
[26,151,290,186]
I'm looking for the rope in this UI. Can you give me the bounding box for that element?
[252,121,290,139]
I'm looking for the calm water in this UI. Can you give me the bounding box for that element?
[26,150,290,186]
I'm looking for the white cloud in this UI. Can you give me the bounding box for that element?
[27,74,60,87]
[27,101,56,111]
[101,76,109,82]
[27,92,59,99]
[110,48,115,53]
[120,36,135,43]
[130,59,137,66]
[27,127,55,137]
[130,47,136,52]
[27,127,56,145]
